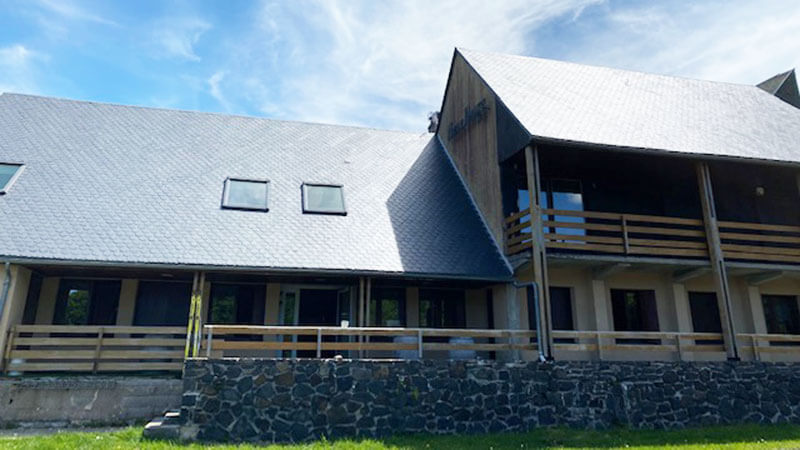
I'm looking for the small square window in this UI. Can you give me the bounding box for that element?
[0,163,23,195]
[302,183,346,215]
[222,178,269,211]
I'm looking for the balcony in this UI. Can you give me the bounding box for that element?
[505,208,800,266]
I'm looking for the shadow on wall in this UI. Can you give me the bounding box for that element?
[385,137,510,279]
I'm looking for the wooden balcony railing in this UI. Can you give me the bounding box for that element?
[505,209,708,259]
[719,221,800,265]
[738,333,800,360]
[551,330,725,361]
[201,325,538,359]
[3,325,186,373]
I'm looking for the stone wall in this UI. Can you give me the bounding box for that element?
[0,376,182,427]
[179,359,800,443]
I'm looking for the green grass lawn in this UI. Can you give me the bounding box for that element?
[1,424,800,449]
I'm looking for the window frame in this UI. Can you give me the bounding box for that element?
[301,182,347,215]
[0,162,24,195]
[221,177,270,212]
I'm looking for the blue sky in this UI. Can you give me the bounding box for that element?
[1,0,799,132]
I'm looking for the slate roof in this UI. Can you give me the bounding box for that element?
[0,93,511,280]
[459,48,800,164]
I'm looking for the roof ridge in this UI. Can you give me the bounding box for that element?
[0,92,423,136]
[455,47,766,91]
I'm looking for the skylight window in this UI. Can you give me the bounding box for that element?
[302,183,346,215]
[222,178,269,211]
[0,163,23,195]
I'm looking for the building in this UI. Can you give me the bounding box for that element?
[2,48,800,434]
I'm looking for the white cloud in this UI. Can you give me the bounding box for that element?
[0,44,47,94]
[207,70,230,111]
[557,1,800,86]
[150,17,211,62]
[35,0,118,26]
[216,0,602,131]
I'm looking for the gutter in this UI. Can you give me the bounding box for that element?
[0,256,513,283]
[513,280,547,362]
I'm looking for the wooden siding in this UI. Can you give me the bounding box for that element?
[437,52,506,246]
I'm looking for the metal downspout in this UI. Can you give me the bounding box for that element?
[513,281,547,362]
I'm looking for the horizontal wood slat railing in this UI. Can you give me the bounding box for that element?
[551,330,725,361]
[201,325,538,359]
[738,333,800,361]
[504,208,708,259]
[719,220,800,264]
[3,325,186,373]
[505,207,800,266]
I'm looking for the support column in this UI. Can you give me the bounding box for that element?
[591,279,611,360]
[696,162,739,360]
[524,144,552,358]
[115,279,138,326]
[34,277,59,324]
[0,265,32,371]
[747,285,769,361]
[264,283,281,325]
[406,287,419,327]
[672,283,694,361]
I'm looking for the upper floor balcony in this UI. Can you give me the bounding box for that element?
[501,143,800,268]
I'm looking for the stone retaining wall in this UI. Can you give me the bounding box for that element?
[179,359,800,443]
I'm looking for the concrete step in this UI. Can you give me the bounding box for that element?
[142,411,182,441]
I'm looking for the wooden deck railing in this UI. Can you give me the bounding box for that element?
[201,325,538,359]
[3,325,186,373]
[738,333,800,360]
[551,330,725,361]
[719,220,800,265]
[505,209,708,259]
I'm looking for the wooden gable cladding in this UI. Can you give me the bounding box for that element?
[437,51,506,246]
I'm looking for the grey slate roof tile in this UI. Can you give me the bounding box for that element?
[459,48,800,164]
[0,93,511,280]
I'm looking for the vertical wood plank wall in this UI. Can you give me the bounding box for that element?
[436,52,505,246]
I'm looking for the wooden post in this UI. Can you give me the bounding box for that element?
[524,144,552,358]
[621,215,630,254]
[591,279,611,361]
[696,162,739,360]
[92,327,105,374]
[417,329,423,359]
[3,327,15,374]
[184,273,199,360]
[316,328,322,358]
[206,327,213,358]
[358,277,365,358]
[193,272,206,357]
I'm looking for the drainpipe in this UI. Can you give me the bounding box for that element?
[513,281,547,362]
[0,262,11,326]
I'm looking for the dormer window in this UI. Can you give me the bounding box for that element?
[0,163,23,195]
[302,183,346,215]
[221,178,269,211]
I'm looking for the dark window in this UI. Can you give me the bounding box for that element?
[369,287,406,327]
[302,183,346,215]
[53,279,120,325]
[207,283,266,325]
[133,281,192,326]
[762,295,800,335]
[222,178,269,211]
[420,289,465,328]
[688,292,723,345]
[0,163,23,194]
[611,289,659,344]
[550,287,575,331]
